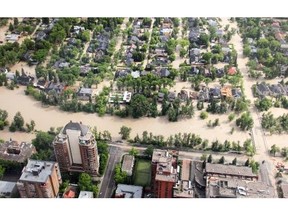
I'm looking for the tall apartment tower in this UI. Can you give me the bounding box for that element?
[53,121,99,178]
[16,160,62,198]
[151,149,178,198]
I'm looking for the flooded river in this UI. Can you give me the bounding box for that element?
[0,86,249,143]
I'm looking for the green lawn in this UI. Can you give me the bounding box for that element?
[133,159,151,187]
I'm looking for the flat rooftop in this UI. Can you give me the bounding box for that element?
[121,155,134,176]
[173,180,194,198]
[0,140,36,163]
[207,177,276,198]
[152,149,178,163]
[78,191,94,198]
[181,159,191,181]
[205,163,257,178]
[0,181,16,197]
[281,184,288,198]
[18,160,56,183]
[115,184,143,198]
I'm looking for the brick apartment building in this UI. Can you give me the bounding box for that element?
[151,149,178,198]
[53,121,99,178]
[17,160,62,198]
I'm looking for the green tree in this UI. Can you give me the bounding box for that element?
[236,112,254,131]
[207,154,213,163]
[255,97,273,112]
[119,126,131,140]
[9,112,25,132]
[114,164,127,184]
[200,154,207,161]
[129,94,149,118]
[0,165,5,180]
[270,144,280,157]
[78,173,98,197]
[144,145,154,158]
[200,111,208,119]
[228,113,235,122]
[218,156,225,164]
[232,157,237,165]
[129,147,139,156]
[249,160,260,174]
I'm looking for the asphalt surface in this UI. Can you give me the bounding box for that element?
[98,146,122,198]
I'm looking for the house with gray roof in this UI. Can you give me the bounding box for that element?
[77,87,93,101]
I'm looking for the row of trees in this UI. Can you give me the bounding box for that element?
[124,129,253,155]
[261,112,288,134]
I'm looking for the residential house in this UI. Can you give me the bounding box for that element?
[5,34,20,43]
[160,28,173,36]
[269,84,286,97]
[168,91,177,102]
[190,48,201,64]
[63,185,78,198]
[131,71,140,79]
[209,87,221,100]
[216,29,224,37]
[16,71,34,86]
[221,86,233,99]
[6,72,15,80]
[198,88,210,102]
[207,19,218,27]
[159,35,169,43]
[115,69,131,79]
[159,68,170,77]
[232,88,242,98]
[216,68,225,78]
[77,87,93,101]
[189,67,200,76]
[34,77,47,89]
[158,92,165,102]
[189,28,200,43]
[35,31,47,41]
[108,91,132,104]
[255,82,271,97]
[227,67,237,76]
[45,82,65,94]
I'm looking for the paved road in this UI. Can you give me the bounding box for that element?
[98,146,122,198]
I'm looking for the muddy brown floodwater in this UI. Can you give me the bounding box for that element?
[0,86,249,143]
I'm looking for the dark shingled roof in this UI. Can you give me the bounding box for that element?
[63,121,89,136]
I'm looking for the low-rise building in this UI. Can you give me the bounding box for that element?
[0,140,36,163]
[121,155,135,177]
[173,160,193,198]
[115,184,143,198]
[78,191,94,198]
[108,91,132,103]
[0,181,18,198]
[77,87,93,101]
